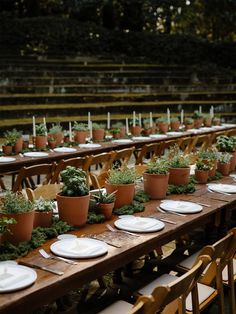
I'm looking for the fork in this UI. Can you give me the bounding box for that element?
[156,206,186,217]
[39,249,78,265]
[207,188,231,196]
[106,224,140,237]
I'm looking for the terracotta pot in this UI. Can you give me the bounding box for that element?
[92,129,105,141]
[48,141,57,149]
[105,182,135,209]
[14,137,23,154]
[168,167,190,186]
[143,128,152,136]
[193,118,203,129]
[48,132,64,145]
[2,145,13,155]
[0,233,3,246]
[57,193,90,227]
[229,151,236,172]
[185,124,194,130]
[204,118,212,127]
[158,122,169,134]
[96,202,114,219]
[35,135,47,149]
[33,211,53,228]
[119,127,126,138]
[195,169,209,184]
[209,160,217,177]
[130,125,142,136]
[170,121,180,131]
[74,131,87,143]
[143,172,169,199]
[0,211,35,245]
[64,136,70,143]
[217,162,230,176]
[112,132,121,139]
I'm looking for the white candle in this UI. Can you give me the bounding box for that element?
[43,117,47,136]
[210,106,214,119]
[167,108,170,125]
[150,112,153,127]
[126,118,129,134]
[199,106,202,114]
[69,122,72,141]
[88,111,91,126]
[32,116,36,137]
[133,111,136,126]
[89,121,93,139]
[181,110,184,124]
[139,113,142,126]
[107,112,110,129]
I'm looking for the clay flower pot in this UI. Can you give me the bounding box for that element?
[119,127,126,138]
[48,133,64,145]
[204,118,212,127]
[168,167,190,186]
[74,131,87,143]
[57,193,90,227]
[105,182,135,209]
[185,124,194,130]
[96,202,114,220]
[158,122,169,134]
[14,137,23,154]
[48,141,57,149]
[92,129,105,141]
[143,172,169,199]
[229,151,236,172]
[2,145,13,155]
[195,169,209,184]
[35,135,47,149]
[208,160,217,177]
[130,125,142,136]
[170,121,180,131]
[217,162,230,176]
[33,211,53,228]
[193,118,203,129]
[0,211,35,245]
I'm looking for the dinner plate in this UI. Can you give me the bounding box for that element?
[149,134,168,139]
[24,152,48,158]
[0,263,37,293]
[79,143,101,148]
[50,237,108,258]
[207,184,236,194]
[112,139,133,144]
[160,200,202,214]
[53,147,77,153]
[166,132,181,136]
[0,157,16,163]
[114,217,165,233]
[132,136,150,141]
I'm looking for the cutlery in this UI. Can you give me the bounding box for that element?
[179,199,211,207]
[156,206,186,217]
[158,218,177,225]
[207,188,231,196]
[87,235,121,248]
[106,224,140,237]
[39,249,78,265]
[18,261,64,276]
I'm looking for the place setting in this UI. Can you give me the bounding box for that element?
[53,147,77,153]
[207,183,236,195]
[113,216,165,233]
[159,200,203,215]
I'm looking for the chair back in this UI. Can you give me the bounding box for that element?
[188,134,211,153]
[135,143,162,165]
[113,147,135,169]
[26,183,63,201]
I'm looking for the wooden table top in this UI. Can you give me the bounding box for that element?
[0,124,235,174]
[0,174,235,314]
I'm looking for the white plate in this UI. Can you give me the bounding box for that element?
[160,200,202,214]
[0,157,16,163]
[207,184,236,194]
[112,139,133,143]
[57,234,77,240]
[24,152,48,158]
[132,136,150,141]
[114,217,165,233]
[0,263,37,293]
[199,127,212,131]
[50,238,108,259]
[149,134,168,139]
[79,144,101,148]
[53,147,77,153]
[166,132,181,136]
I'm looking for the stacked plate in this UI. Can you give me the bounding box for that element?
[24,152,48,157]
[207,184,236,194]
[114,216,165,233]
[160,200,202,214]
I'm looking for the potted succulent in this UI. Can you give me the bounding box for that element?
[197,149,218,177]
[35,123,47,149]
[166,145,190,186]
[184,117,194,130]
[156,117,169,134]
[33,197,55,228]
[195,159,212,184]
[0,216,16,245]
[142,118,153,135]
[64,130,70,143]
[56,166,90,227]
[0,191,34,245]
[212,116,221,126]
[203,114,212,127]
[92,189,116,219]
[105,166,138,209]
[130,117,141,136]
[47,136,57,149]
[2,130,18,155]
[48,123,64,145]
[73,122,88,143]
[192,111,203,129]
[143,158,170,199]
[216,152,232,176]
[216,135,236,171]
[92,123,105,141]
[111,122,126,138]
[170,117,180,131]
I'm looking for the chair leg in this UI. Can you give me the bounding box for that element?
[216,264,225,314]
[227,260,236,314]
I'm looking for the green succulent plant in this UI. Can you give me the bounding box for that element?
[216,135,236,152]
[195,159,212,171]
[60,166,89,197]
[166,144,189,168]
[217,152,232,164]
[73,122,89,131]
[92,189,116,204]
[92,123,105,130]
[36,123,47,136]
[49,124,63,134]
[34,197,56,212]
[3,129,22,146]
[0,216,16,234]
[0,191,33,214]
[145,158,170,174]
[107,166,139,185]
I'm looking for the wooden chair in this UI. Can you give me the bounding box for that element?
[51,156,87,184]
[112,146,135,169]
[83,151,116,189]
[178,136,195,155]
[135,143,162,165]
[159,138,181,156]
[176,227,236,313]
[188,134,211,153]
[12,163,57,192]
[26,183,63,201]
[98,255,211,314]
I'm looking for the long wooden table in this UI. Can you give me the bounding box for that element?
[0,175,235,314]
[0,124,235,174]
